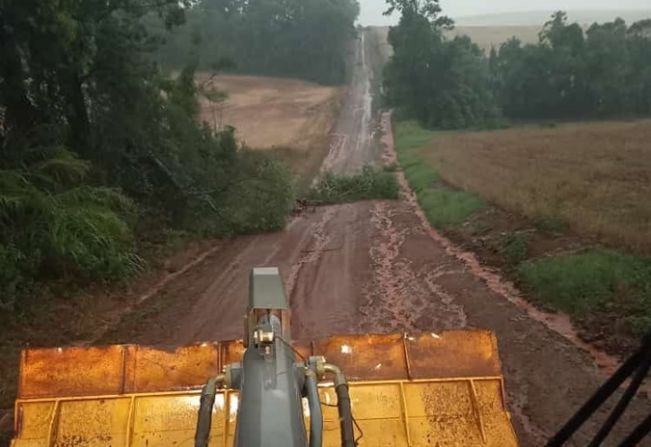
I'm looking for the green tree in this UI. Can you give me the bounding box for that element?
[155,0,360,85]
[491,12,651,119]
[383,0,498,128]
[627,20,651,113]
[0,0,294,314]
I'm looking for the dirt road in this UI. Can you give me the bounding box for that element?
[322,30,380,174]
[107,29,650,446]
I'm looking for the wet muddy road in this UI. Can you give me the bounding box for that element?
[113,30,650,446]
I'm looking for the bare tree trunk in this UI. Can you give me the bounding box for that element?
[0,15,40,154]
[64,72,91,154]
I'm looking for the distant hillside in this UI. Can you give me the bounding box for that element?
[454,10,651,26]
[372,8,651,54]
[450,26,540,51]
[373,25,539,54]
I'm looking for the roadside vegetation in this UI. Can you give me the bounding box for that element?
[394,119,651,347]
[387,0,651,347]
[306,166,400,205]
[518,250,651,337]
[0,1,366,322]
[0,0,360,424]
[394,122,484,228]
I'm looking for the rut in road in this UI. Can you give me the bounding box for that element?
[107,29,651,447]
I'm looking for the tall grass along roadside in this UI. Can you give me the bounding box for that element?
[518,250,651,338]
[394,121,484,228]
[0,150,139,314]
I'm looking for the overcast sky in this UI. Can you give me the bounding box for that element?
[358,0,651,25]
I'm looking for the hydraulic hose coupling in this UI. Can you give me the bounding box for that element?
[308,357,355,447]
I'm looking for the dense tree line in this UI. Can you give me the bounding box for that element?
[156,0,360,85]
[491,13,651,119]
[384,1,651,128]
[0,0,293,314]
[383,0,499,128]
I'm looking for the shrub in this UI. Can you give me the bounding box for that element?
[501,233,529,266]
[220,151,295,234]
[0,150,138,312]
[306,166,400,204]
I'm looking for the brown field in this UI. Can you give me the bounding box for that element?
[421,120,651,253]
[373,25,540,54]
[197,74,341,186]
[198,74,340,150]
[453,10,651,27]
[451,26,540,51]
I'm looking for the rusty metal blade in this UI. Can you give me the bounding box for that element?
[13,331,517,446]
[18,342,245,399]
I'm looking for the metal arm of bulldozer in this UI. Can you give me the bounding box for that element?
[195,267,331,447]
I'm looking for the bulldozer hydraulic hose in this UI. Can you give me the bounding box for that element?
[195,375,225,447]
[305,369,323,447]
[324,364,355,447]
[335,383,355,447]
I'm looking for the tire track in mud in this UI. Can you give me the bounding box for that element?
[360,201,467,334]
[360,201,411,331]
[286,206,336,335]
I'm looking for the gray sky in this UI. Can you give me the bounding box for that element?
[358,0,651,25]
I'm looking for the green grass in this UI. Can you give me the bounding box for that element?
[518,249,651,336]
[501,233,529,266]
[418,188,485,228]
[306,166,400,205]
[394,121,484,228]
[394,120,440,151]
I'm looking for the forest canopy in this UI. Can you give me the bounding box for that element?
[155,0,361,85]
[491,13,651,119]
[383,0,651,128]
[0,0,310,315]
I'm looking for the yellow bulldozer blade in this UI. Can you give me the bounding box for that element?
[11,330,518,446]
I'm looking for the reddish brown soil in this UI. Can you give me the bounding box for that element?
[443,205,646,356]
